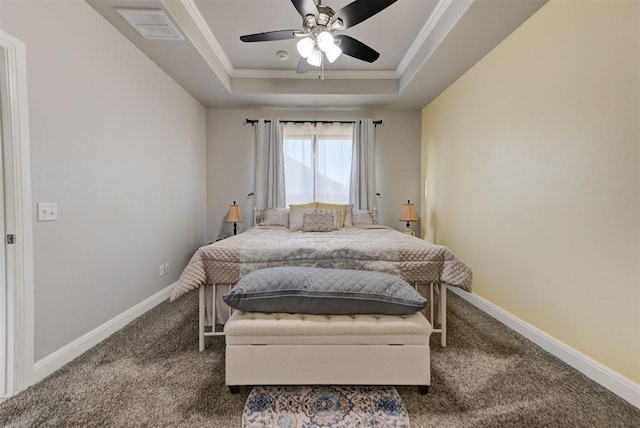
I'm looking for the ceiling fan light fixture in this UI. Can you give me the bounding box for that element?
[317,31,334,52]
[296,37,315,58]
[239,0,399,74]
[307,48,322,67]
[328,18,344,31]
[326,44,342,63]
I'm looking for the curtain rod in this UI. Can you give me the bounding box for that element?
[245,119,383,126]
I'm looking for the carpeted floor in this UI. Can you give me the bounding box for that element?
[0,290,638,427]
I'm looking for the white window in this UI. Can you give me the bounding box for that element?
[283,123,353,205]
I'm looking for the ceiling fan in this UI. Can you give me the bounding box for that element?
[239,0,397,75]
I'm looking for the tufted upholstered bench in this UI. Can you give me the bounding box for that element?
[224,310,432,394]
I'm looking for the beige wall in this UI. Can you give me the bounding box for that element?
[421,0,638,382]
[206,108,421,241]
[1,0,207,360]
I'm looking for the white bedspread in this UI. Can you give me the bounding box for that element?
[171,226,472,301]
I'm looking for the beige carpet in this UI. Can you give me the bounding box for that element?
[0,290,638,427]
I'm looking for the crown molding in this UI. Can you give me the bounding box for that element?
[231,68,399,80]
[174,0,425,85]
[181,0,234,73]
[86,0,549,108]
[160,0,232,91]
[398,0,473,93]
[396,0,453,76]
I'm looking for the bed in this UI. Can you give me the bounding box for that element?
[171,209,472,351]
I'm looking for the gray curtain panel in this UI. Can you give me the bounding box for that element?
[254,118,286,209]
[349,118,376,210]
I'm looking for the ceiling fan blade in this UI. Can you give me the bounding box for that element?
[297,57,313,74]
[291,0,318,18]
[333,0,397,29]
[240,30,301,42]
[335,35,380,63]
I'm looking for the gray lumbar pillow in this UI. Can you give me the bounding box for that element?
[222,266,427,315]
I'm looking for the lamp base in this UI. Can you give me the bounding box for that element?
[233,222,238,235]
[403,228,415,236]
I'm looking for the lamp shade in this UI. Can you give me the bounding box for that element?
[226,201,242,223]
[399,200,419,222]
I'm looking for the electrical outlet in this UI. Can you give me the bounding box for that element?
[159,264,166,276]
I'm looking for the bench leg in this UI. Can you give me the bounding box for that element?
[228,385,240,394]
[418,385,429,395]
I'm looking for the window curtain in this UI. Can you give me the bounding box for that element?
[254,118,286,209]
[349,118,376,210]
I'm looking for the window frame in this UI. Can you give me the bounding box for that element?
[283,122,353,205]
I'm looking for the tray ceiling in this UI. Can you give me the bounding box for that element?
[86,0,548,109]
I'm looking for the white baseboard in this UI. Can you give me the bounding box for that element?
[32,283,175,384]
[449,287,640,409]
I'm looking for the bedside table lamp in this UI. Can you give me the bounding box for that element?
[226,201,242,235]
[399,199,419,235]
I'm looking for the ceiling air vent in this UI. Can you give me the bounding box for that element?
[115,8,184,40]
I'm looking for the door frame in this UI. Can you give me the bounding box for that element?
[0,30,34,399]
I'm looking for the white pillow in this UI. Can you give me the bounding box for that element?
[289,209,340,231]
[261,208,290,227]
[328,209,341,230]
[344,204,354,227]
[302,212,335,232]
[289,209,316,231]
[352,209,374,225]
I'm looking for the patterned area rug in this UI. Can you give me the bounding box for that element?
[242,385,409,428]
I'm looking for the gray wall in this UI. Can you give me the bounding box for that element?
[206,109,422,241]
[2,1,207,361]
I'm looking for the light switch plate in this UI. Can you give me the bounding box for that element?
[37,202,58,221]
